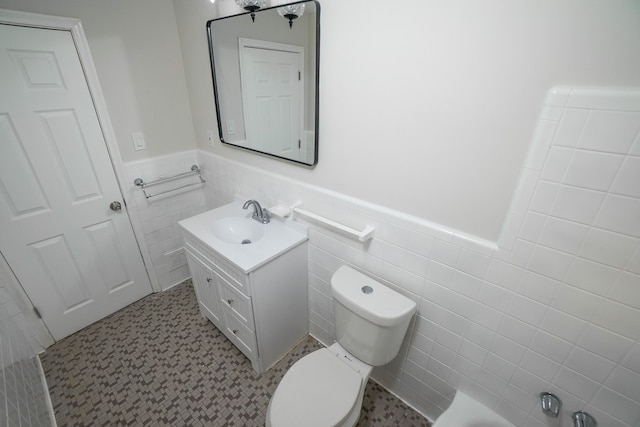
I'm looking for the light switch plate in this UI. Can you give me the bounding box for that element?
[207,130,215,148]
[132,132,146,151]
[226,120,236,135]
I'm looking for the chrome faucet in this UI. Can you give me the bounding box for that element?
[540,392,561,418]
[243,199,270,224]
[572,411,597,427]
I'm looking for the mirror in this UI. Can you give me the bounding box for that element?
[207,1,320,166]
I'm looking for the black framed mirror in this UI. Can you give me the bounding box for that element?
[207,1,320,166]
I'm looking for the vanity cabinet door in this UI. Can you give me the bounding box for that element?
[185,249,223,330]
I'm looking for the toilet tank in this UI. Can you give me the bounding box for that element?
[331,266,417,366]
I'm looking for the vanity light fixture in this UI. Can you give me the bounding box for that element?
[271,0,305,28]
[235,0,266,22]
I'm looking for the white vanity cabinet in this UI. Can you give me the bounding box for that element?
[179,203,309,374]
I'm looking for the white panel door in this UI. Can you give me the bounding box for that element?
[0,24,152,340]
[240,43,302,161]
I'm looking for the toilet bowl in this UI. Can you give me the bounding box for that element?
[266,266,417,427]
[266,343,371,427]
[432,390,516,427]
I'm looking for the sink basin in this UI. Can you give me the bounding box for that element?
[178,200,308,273]
[211,217,265,244]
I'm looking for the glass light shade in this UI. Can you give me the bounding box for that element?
[235,0,266,21]
[235,0,266,10]
[275,3,305,28]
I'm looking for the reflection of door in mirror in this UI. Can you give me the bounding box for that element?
[207,1,319,166]
[239,38,303,162]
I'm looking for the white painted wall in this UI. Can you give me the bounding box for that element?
[175,0,640,241]
[0,0,196,162]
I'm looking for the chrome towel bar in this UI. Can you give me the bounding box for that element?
[134,165,205,199]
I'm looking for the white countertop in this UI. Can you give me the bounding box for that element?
[178,201,308,273]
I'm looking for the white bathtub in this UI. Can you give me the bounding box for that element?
[432,391,516,427]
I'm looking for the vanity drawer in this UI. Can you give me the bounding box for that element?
[222,310,257,360]
[210,259,249,296]
[216,271,254,330]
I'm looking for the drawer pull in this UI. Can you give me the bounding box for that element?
[206,277,212,283]
[232,329,239,334]
[227,298,234,305]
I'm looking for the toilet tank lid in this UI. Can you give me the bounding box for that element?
[331,266,416,327]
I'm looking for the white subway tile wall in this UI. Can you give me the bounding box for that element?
[189,87,640,426]
[1,261,53,426]
[124,150,207,291]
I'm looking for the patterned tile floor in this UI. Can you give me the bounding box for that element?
[41,281,431,426]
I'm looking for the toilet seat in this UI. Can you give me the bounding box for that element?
[268,348,362,427]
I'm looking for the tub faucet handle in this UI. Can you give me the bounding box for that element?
[540,392,561,418]
[572,411,597,427]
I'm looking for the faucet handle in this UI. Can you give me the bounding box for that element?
[540,392,561,418]
[243,199,270,223]
[572,411,597,427]
[254,208,270,224]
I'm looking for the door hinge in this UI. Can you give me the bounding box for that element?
[34,307,42,319]
[298,139,301,148]
[298,71,301,81]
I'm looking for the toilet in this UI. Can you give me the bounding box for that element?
[432,390,516,427]
[266,265,417,427]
